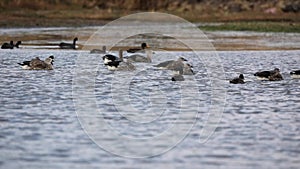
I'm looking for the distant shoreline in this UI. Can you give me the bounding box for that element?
[1,26,299,51]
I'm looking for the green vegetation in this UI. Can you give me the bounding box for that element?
[199,22,300,33]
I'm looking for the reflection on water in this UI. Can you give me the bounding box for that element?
[0,49,299,168]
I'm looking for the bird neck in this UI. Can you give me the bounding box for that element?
[146,50,152,61]
[119,50,123,61]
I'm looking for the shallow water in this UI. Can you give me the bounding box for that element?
[0,49,300,168]
[1,26,300,50]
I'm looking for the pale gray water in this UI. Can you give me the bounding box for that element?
[0,49,300,169]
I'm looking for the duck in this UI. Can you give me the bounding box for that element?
[14,41,21,48]
[90,46,106,54]
[1,41,14,49]
[254,68,283,81]
[59,37,78,49]
[106,50,135,71]
[126,49,152,63]
[290,70,300,79]
[171,74,185,81]
[229,74,245,84]
[18,56,54,70]
[127,42,148,53]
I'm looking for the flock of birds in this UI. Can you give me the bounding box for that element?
[98,43,195,81]
[1,38,300,82]
[230,68,295,84]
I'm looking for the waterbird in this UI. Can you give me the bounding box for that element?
[14,41,21,48]
[154,57,187,70]
[171,74,185,81]
[1,41,14,49]
[126,49,153,63]
[106,50,135,71]
[102,53,119,65]
[18,56,54,70]
[127,42,148,53]
[59,37,78,49]
[183,63,195,75]
[290,70,300,79]
[254,68,283,81]
[90,46,106,54]
[229,74,245,84]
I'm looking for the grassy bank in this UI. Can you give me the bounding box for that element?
[199,22,300,33]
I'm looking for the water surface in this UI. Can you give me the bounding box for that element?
[0,49,300,169]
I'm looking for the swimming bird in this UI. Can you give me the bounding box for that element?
[154,57,187,70]
[229,74,245,84]
[167,59,185,75]
[183,63,195,75]
[14,41,21,48]
[18,56,54,70]
[1,41,14,49]
[127,42,148,53]
[59,37,78,49]
[106,50,135,71]
[171,74,185,81]
[106,60,122,71]
[269,69,283,81]
[126,49,152,63]
[102,53,119,65]
[254,68,283,81]
[290,70,300,79]
[90,46,106,54]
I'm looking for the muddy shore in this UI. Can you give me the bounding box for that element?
[1,26,299,51]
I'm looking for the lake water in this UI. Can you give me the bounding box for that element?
[0,48,299,169]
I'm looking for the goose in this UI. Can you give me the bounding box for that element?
[1,41,14,49]
[127,42,148,53]
[229,74,245,84]
[290,70,300,79]
[269,69,283,81]
[14,41,21,48]
[106,50,135,71]
[183,63,195,75]
[90,46,106,54]
[254,68,283,81]
[102,53,119,65]
[154,57,187,70]
[166,59,186,75]
[18,56,54,70]
[126,49,152,63]
[59,37,78,49]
